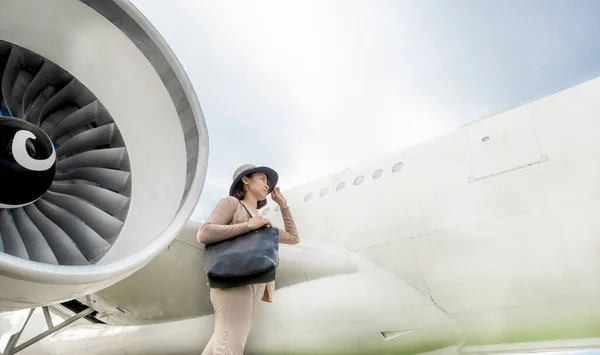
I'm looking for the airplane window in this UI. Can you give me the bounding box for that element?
[275,205,280,212]
[336,182,346,191]
[262,207,270,216]
[392,162,404,173]
[304,193,313,202]
[354,176,364,186]
[320,187,329,197]
[373,169,383,179]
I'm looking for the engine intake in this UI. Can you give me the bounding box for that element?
[0,40,131,265]
[0,0,208,313]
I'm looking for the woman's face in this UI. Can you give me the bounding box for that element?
[243,172,269,200]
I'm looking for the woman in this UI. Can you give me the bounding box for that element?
[197,164,300,355]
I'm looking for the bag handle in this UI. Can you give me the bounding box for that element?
[238,201,254,218]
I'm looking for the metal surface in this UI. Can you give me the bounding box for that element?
[0,0,208,312]
[87,236,362,324]
[0,39,132,267]
[80,0,203,203]
[3,307,94,354]
[0,0,598,354]
[2,309,34,355]
[42,307,52,330]
[3,74,600,355]
[15,75,600,354]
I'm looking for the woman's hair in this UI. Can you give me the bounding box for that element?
[232,173,267,209]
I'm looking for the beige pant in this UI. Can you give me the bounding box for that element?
[201,283,266,355]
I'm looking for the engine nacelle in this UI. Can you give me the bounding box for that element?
[0,0,208,312]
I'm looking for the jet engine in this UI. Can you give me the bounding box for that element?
[0,0,208,312]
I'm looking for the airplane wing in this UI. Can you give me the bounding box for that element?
[77,220,362,325]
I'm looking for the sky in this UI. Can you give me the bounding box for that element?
[129,0,600,221]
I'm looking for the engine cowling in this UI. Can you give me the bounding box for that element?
[0,0,208,312]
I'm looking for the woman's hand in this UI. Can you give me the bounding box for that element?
[271,187,288,209]
[248,216,271,231]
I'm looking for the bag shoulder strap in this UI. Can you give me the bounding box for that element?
[238,201,254,218]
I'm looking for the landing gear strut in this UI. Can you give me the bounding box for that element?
[2,306,94,354]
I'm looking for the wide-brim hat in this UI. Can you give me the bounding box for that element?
[229,164,279,197]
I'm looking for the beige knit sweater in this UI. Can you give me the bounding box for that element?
[197,196,300,302]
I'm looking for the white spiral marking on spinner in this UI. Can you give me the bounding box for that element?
[11,130,56,171]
